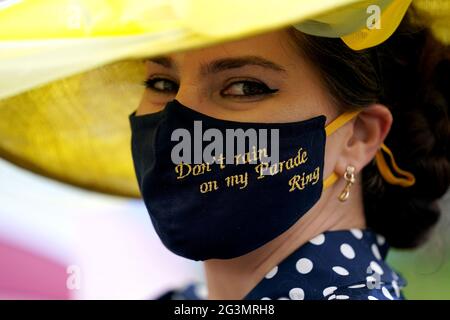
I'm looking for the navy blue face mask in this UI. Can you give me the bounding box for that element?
[129,99,359,261]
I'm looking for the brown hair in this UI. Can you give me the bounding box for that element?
[287,9,450,248]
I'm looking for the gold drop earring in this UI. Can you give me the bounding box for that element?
[338,165,356,202]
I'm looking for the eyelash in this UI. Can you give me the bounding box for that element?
[142,77,278,99]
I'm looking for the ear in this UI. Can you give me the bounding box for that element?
[335,104,393,176]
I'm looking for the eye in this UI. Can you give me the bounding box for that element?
[221,80,278,99]
[142,77,279,99]
[143,77,178,94]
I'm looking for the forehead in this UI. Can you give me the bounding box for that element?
[159,29,301,69]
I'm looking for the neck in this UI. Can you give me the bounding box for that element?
[204,179,366,300]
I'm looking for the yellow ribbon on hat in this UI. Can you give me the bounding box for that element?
[323,109,416,189]
[342,0,413,50]
[292,0,414,50]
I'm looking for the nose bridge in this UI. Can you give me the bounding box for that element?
[171,53,211,113]
[175,81,202,107]
[174,78,209,113]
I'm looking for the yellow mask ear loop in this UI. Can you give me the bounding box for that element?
[322,109,416,190]
[375,143,416,187]
[323,110,361,189]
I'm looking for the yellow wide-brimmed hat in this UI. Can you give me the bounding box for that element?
[0,0,448,197]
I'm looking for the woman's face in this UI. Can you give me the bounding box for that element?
[136,28,349,184]
[137,29,339,124]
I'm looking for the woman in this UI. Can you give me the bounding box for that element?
[128,7,449,300]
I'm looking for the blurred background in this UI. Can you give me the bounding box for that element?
[0,157,203,299]
[0,156,448,299]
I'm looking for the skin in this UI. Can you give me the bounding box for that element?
[136,28,393,300]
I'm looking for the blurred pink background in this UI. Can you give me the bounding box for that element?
[0,158,203,299]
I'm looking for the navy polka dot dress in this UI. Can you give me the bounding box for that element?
[157,229,407,300]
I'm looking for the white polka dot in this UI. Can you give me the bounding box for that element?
[370,261,384,275]
[332,266,349,276]
[368,295,378,300]
[340,243,356,259]
[265,266,278,279]
[296,258,313,274]
[371,244,382,260]
[261,297,271,300]
[336,295,349,300]
[350,229,363,239]
[309,233,325,245]
[348,284,366,289]
[382,286,394,300]
[289,288,305,300]
[328,294,336,300]
[377,234,386,246]
[323,286,337,297]
[278,297,289,300]
[392,280,400,298]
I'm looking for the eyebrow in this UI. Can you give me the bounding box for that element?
[145,55,287,76]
